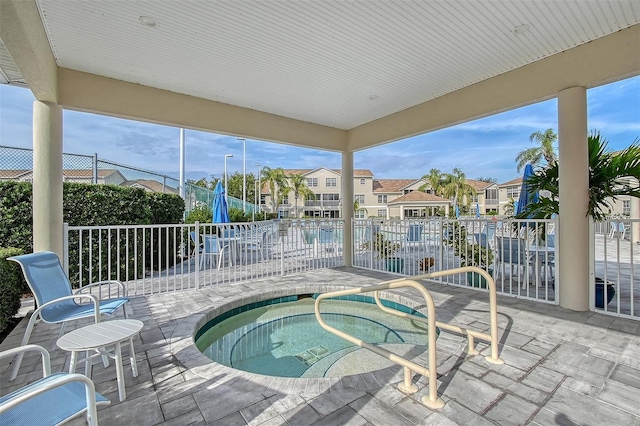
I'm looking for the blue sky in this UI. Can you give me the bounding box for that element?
[1,76,638,184]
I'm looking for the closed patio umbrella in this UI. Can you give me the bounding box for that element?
[212,181,230,224]
[516,164,539,217]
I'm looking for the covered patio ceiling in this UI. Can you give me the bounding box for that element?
[1,0,639,152]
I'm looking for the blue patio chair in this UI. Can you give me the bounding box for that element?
[0,344,109,426]
[404,223,424,252]
[7,251,129,381]
[495,237,533,289]
[318,227,339,252]
[199,235,228,270]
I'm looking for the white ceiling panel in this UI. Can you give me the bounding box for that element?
[31,0,640,129]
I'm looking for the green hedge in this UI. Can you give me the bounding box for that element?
[0,247,26,333]
[0,182,185,288]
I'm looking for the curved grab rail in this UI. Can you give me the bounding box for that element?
[314,266,504,410]
[315,279,444,409]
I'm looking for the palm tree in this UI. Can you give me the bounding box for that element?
[515,128,558,172]
[261,166,289,214]
[418,168,444,195]
[286,174,315,218]
[522,131,640,221]
[442,168,477,213]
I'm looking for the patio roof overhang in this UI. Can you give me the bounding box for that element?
[1,1,638,152]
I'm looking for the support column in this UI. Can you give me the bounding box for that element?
[558,87,589,311]
[33,101,63,259]
[341,151,354,267]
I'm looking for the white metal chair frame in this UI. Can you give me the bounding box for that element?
[0,345,109,426]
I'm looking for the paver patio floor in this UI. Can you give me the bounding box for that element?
[1,267,639,425]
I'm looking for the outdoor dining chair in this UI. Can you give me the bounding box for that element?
[199,235,228,270]
[0,344,109,426]
[495,236,533,289]
[7,251,129,381]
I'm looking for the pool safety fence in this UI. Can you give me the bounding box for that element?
[63,219,345,296]
[315,267,503,410]
[352,217,559,304]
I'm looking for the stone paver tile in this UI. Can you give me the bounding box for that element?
[439,371,504,413]
[531,408,579,426]
[485,394,537,425]
[562,377,601,397]
[207,411,249,426]
[598,379,640,416]
[240,396,283,426]
[509,382,548,405]
[96,392,163,426]
[193,386,265,424]
[160,394,200,421]
[521,366,565,393]
[306,391,365,416]
[280,402,322,426]
[309,405,369,426]
[609,364,640,389]
[392,397,433,424]
[547,344,616,378]
[438,400,496,426]
[365,385,406,406]
[417,412,458,426]
[256,415,288,425]
[540,359,608,388]
[348,394,413,426]
[521,338,559,358]
[492,345,542,371]
[545,386,636,426]
[156,410,206,426]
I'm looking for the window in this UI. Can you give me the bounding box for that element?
[403,189,414,194]
[306,178,318,187]
[485,189,498,205]
[282,196,289,205]
[260,195,266,205]
[506,186,520,198]
[623,200,631,216]
[471,194,479,203]
[377,194,387,204]
[326,177,337,187]
[355,209,366,219]
[355,194,365,204]
[360,178,365,185]
[377,209,387,218]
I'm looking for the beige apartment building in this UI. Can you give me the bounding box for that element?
[263,169,638,219]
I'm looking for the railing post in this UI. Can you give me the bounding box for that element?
[195,221,200,290]
[92,153,98,184]
[63,222,70,278]
[588,216,595,310]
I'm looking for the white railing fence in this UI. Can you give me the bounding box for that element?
[352,217,558,303]
[591,218,639,319]
[63,219,344,296]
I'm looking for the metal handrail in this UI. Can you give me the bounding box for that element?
[314,266,503,410]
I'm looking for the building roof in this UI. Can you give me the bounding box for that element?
[465,179,495,191]
[373,179,417,193]
[123,179,179,194]
[387,191,450,204]
[0,169,120,179]
[282,168,374,177]
[499,177,523,187]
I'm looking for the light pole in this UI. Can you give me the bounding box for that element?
[224,154,233,206]
[238,138,246,213]
[255,163,261,220]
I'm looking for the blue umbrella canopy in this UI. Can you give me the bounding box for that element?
[475,203,480,218]
[516,164,539,217]
[212,181,230,223]
[455,205,460,218]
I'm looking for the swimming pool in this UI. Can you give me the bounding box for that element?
[195,295,434,378]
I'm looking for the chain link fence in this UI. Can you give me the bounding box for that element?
[0,145,257,217]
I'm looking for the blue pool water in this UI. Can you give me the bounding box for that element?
[195,297,432,378]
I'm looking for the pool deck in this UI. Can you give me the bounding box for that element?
[1,267,640,425]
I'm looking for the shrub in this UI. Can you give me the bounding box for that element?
[0,247,26,333]
[185,205,213,224]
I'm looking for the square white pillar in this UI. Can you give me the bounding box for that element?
[341,151,354,267]
[558,86,589,311]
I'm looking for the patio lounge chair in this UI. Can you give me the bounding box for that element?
[0,344,109,426]
[7,251,129,381]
